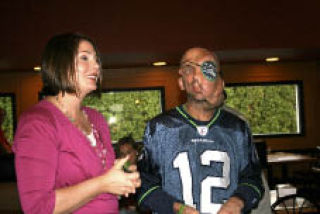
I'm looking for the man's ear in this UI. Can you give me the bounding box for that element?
[178,77,185,91]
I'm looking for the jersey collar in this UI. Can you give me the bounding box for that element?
[176,105,221,136]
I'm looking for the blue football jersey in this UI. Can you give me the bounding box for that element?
[137,106,264,214]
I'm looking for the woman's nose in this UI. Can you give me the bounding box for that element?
[93,60,100,69]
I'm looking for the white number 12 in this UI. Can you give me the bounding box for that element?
[173,150,230,214]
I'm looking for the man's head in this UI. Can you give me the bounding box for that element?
[178,47,225,109]
[116,135,139,165]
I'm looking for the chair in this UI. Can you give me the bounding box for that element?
[254,140,274,188]
[271,193,320,214]
[291,147,320,190]
[271,148,320,214]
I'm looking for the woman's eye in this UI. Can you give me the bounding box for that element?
[80,55,89,61]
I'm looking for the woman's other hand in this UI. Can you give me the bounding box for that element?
[98,156,141,196]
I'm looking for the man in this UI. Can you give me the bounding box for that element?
[116,135,146,214]
[117,135,140,166]
[137,48,264,214]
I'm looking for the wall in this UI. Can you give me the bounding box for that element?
[0,72,42,122]
[0,60,319,150]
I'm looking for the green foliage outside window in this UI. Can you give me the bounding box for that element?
[0,95,15,143]
[224,83,300,135]
[83,89,163,143]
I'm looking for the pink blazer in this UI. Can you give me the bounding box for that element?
[13,100,118,214]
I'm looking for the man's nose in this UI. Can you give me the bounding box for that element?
[192,67,204,82]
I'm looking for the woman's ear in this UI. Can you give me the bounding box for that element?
[178,77,185,91]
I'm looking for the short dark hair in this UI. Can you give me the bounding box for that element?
[115,135,141,157]
[40,33,102,96]
[118,135,138,150]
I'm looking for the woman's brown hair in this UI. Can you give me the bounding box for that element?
[40,33,102,96]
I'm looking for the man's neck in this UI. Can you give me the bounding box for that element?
[184,102,216,121]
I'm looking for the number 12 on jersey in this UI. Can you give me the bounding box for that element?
[173,150,230,214]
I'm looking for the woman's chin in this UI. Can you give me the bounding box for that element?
[80,87,97,96]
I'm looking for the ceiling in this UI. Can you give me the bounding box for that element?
[1,0,320,71]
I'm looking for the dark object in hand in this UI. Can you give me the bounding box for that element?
[123,160,131,172]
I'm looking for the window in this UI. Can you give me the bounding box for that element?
[224,81,304,137]
[0,93,16,143]
[83,87,165,143]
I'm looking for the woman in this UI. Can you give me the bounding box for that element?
[13,33,140,214]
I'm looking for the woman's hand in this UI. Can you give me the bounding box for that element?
[98,156,141,196]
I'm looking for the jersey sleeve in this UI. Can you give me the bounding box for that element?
[232,123,265,213]
[137,122,181,214]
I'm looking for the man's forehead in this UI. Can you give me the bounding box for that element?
[121,144,133,150]
[182,48,215,63]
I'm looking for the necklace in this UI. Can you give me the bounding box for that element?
[91,124,108,169]
[176,105,221,136]
[50,96,92,135]
[47,96,108,169]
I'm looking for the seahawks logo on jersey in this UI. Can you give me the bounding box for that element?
[197,126,208,136]
[176,106,220,137]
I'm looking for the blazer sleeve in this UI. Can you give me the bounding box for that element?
[13,112,58,214]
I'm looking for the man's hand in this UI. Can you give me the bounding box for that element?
[173,202,199,214]
[183,206,200,214]
[218,197,244,214]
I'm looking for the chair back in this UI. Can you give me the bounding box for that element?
[254,140,268,169]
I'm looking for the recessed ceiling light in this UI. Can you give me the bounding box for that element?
[33,66,41,71]
[265,57,279,62]
[152,61,167,66]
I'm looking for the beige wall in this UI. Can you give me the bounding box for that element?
[1,60,319,150]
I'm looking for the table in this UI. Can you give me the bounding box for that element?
[267,152,317,188]
[267,152,316,164]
